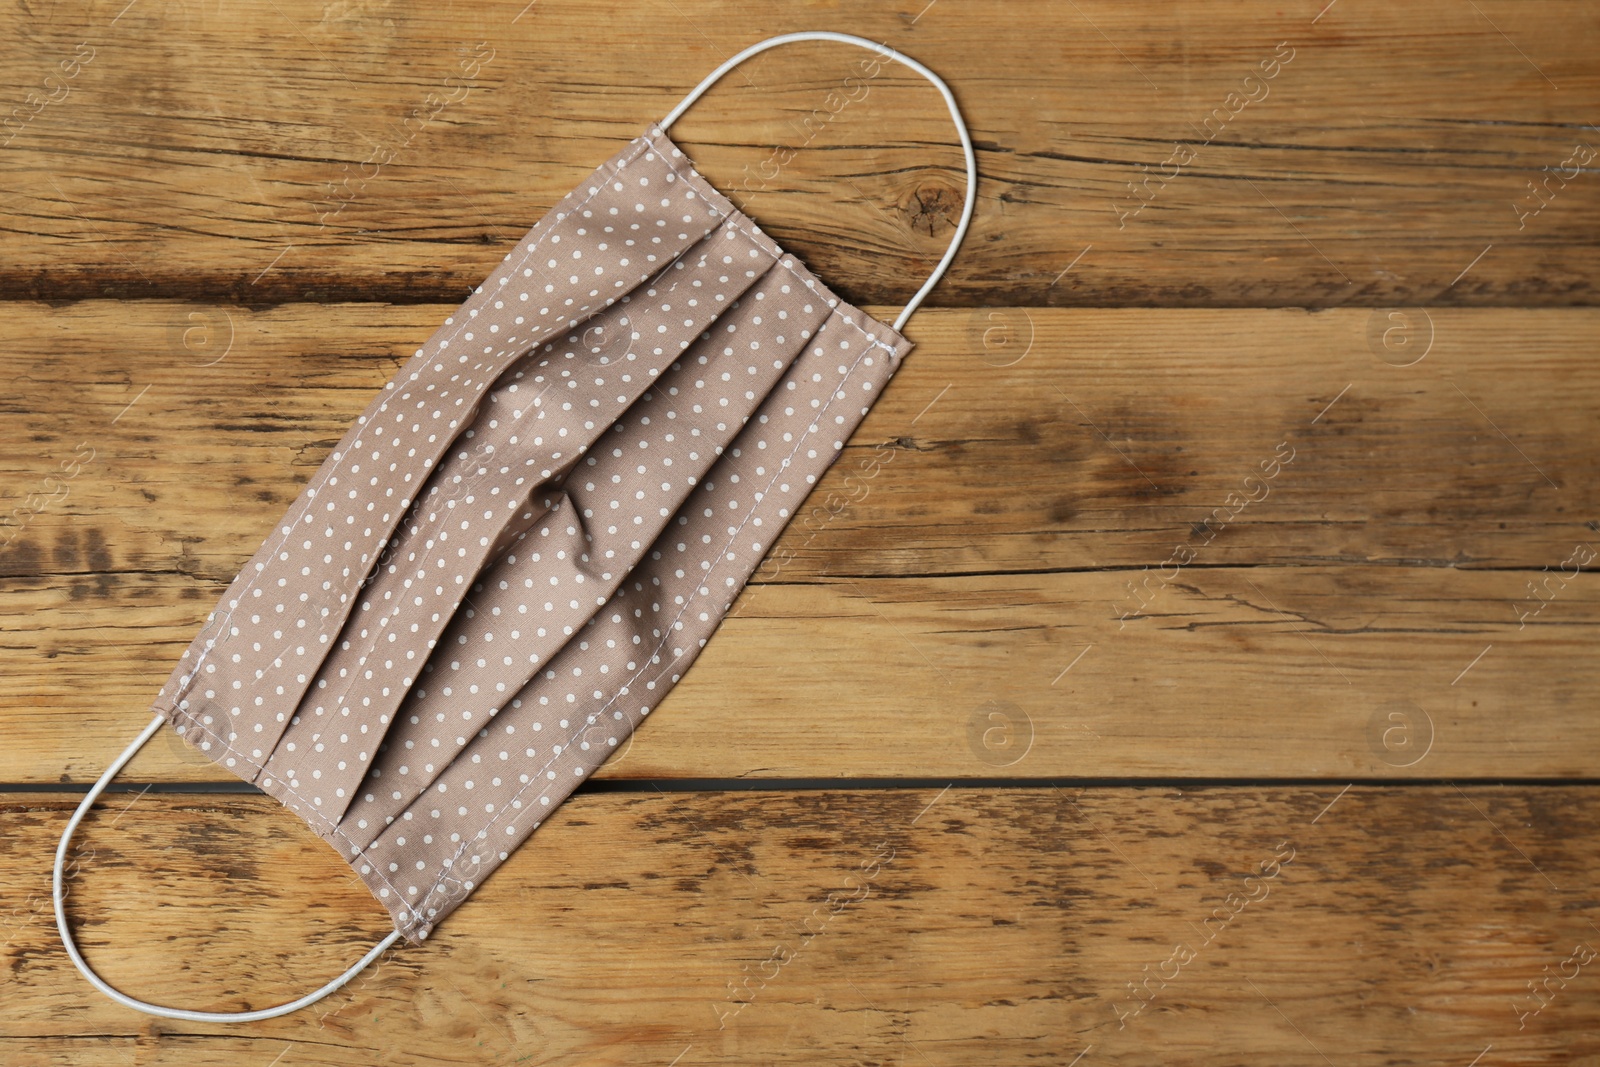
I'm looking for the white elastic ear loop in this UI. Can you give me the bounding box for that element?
[660,30,977,334]
[53,711,403,1023]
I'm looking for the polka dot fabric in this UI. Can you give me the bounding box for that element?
[150,122,915,944]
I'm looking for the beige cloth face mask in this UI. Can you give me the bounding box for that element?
[54,30,976,1023]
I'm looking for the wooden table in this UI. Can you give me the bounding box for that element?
[4,1,1597,1063]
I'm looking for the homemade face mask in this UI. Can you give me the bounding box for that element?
[54,30,975,1022]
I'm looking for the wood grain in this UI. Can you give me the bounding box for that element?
[5,1,1597,1059]
[9,562,1600,784]
[1,1,1597,308]
[6,787,1596,1065]
[5,302,1595,581]
[2,302,1595,783]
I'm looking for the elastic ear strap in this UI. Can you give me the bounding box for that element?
[53,711,402,1023]
[660,30,977,333]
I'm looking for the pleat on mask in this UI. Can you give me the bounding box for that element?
[336,257,840,835]
[156,130,776,791]
[348,297,908,941]
[153,125,914,940]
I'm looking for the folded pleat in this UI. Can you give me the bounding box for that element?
[261,222,781,828]
[339,256,837,835]
[351,294,911,939]
[152,130,744,810]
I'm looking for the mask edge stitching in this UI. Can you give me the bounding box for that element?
[642,124,910,361]
[158,707,433,937]
[159,129,909,941]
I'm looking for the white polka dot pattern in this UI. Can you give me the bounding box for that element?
[150,122,914,944]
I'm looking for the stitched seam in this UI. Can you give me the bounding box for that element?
[720,213,901,358]
[642,125,905,361]
[161,706,422,925]
[410,309,887,922]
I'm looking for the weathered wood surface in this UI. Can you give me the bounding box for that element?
[3,303,1595,783]
[15,562,1600,784]
[6,302,1597,580]
[5,787,1596,1065]
[5,1,1598,1060]
[2,1,1597,308]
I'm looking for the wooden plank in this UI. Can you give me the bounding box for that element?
[2,302,1593,578]
[5,787,1597,1063]
[3,303,1597,783]
[1,1,1597,308]
[10,564,1600,783]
